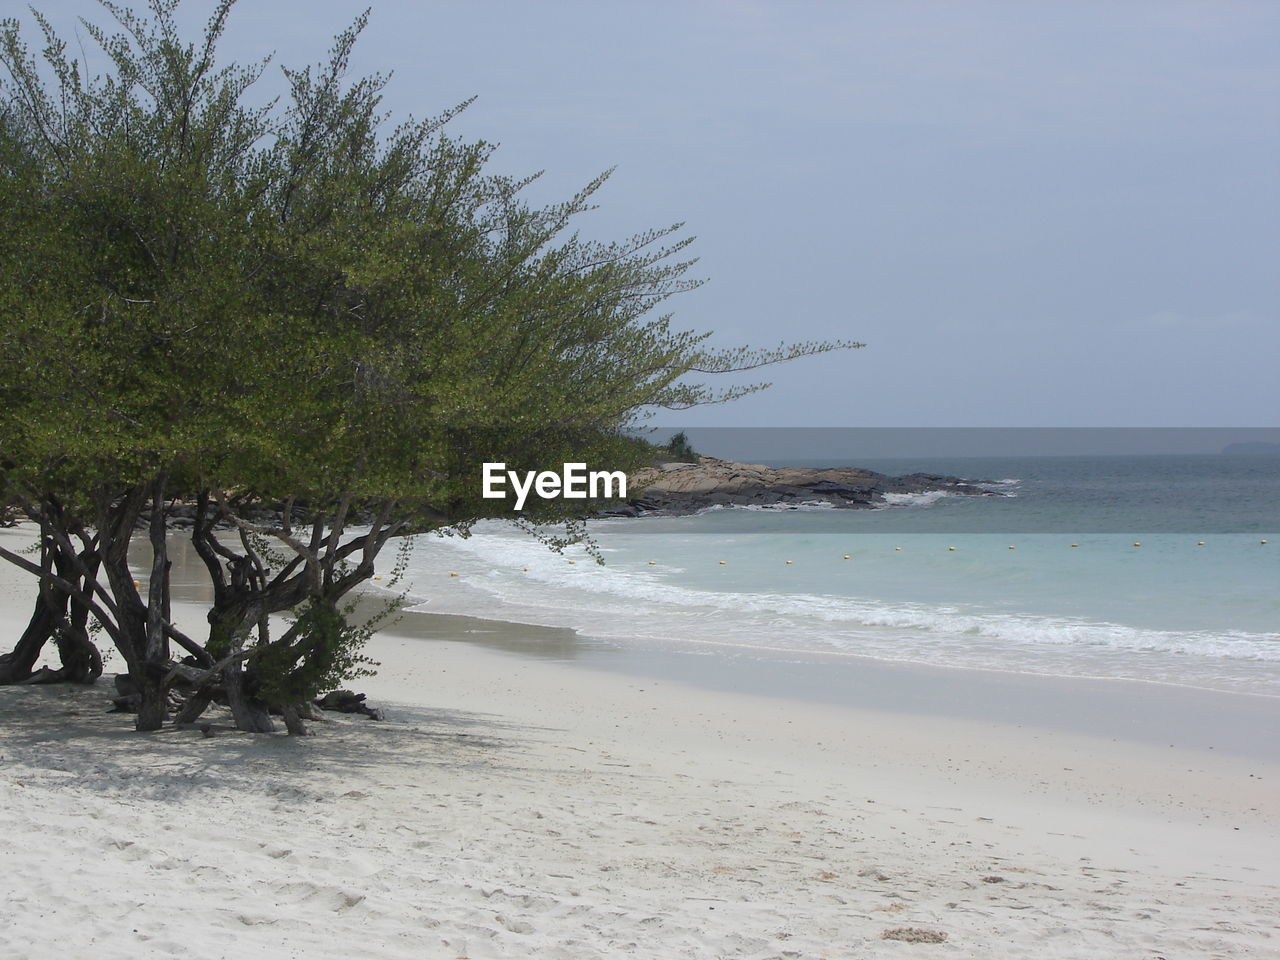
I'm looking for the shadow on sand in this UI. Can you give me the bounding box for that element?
[0,681,562,802]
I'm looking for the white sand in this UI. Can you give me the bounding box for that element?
[1,526,1278,958]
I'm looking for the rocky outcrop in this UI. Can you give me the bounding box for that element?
[604,457,992,517]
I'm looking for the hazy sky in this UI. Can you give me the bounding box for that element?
[25,1,1280,426]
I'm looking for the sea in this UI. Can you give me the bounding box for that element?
[391,454,1280,699]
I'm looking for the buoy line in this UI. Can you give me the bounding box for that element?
[493,537,1275,576]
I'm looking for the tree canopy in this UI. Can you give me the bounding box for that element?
[0,0,859,733]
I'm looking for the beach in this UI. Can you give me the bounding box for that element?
[2,526,1278,959]
[3,0,1277,952]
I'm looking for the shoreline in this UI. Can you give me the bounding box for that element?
[3,526,1280,956]
[368,603,1280,762]
[388,518,1280,697]
[9,516,1280,759]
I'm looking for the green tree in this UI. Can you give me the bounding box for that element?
[665,432,698,462]
[0,0,860,733]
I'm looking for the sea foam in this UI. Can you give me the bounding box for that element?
[400,522,1280,694]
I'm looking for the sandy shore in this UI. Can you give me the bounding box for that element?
[1,526,1278,958]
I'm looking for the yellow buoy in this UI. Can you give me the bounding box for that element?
[449,572,458,577]
[843,554,851,560]
[1262,540,1269,545]
[1070,543,1079,548]
[1008,545,1016,550]
[523,567,529,571]
[1133,542,1142,547]
[373,575,382,581]
[948,546,956,551]
[894,547,902,551]
[132,579,140,586]
[568,560,576,565]
[1197,541,1206,546]
[785,560,793,565]
[647,560,656,565]
[719,560,727,565]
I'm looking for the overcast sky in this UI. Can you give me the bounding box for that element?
[25,1,1280,426]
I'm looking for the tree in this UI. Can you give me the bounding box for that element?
[665,432,699,462]
[0,0,861,733]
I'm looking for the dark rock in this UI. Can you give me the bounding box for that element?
[616,458,994,517]
[315,689,383,720]
[598,505,640,518]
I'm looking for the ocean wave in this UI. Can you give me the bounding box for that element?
[736,500,837,512]
[876,490,955,508]
[401,525,1280,683]
[972,478,1022,497]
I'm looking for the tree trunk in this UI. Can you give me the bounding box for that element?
[0,589,66,684]
[174,690,214,725]
[52,592,103,684]
[135,483,173,732]
[281,705,310,736]
[132,662,168,731]
[224,662,275,733]
[55,630,103,683]
[1,542,105,685]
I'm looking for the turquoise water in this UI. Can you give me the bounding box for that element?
[397,455,1280,695]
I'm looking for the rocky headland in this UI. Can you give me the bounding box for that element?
[609,457,994,517]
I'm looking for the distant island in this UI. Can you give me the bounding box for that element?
[608,457,993,517]
[1222,442,1280,455]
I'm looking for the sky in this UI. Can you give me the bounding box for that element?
[21,0,1280,427]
